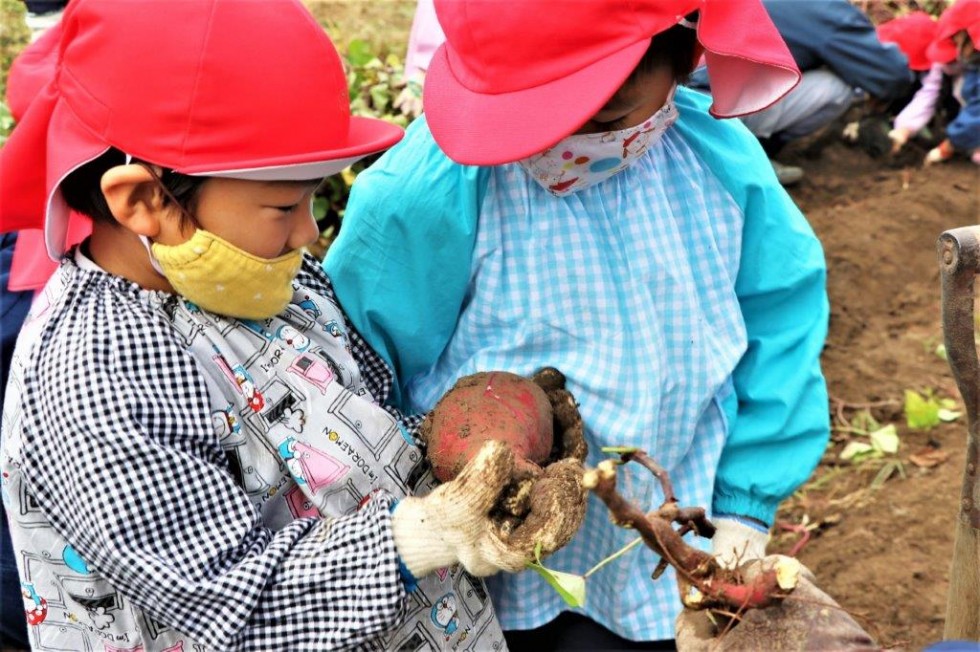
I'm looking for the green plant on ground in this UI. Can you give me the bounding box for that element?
[304,0,415,61]
[1,0,30,101]
[311,38,417,257]
[0,100,14,147]
[903,388,960,430]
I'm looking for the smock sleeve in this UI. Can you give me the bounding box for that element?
[324,116,488,409]
[674,87,831,525]
[894,65,944,134]
[716,178,831,525]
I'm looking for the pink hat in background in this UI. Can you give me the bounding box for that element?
[927,0,980,64]
[877,11,939,71]
[0,0,403,261]
[423,0,801,165]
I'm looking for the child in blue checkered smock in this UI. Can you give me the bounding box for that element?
[326,0,833,647]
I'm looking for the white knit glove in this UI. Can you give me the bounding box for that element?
[925,139,955,165]
[711,517,770,569]
[391,440,528,578]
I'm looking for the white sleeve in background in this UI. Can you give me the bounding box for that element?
[894,64,944,134]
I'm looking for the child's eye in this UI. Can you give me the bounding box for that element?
[275,203,300,213]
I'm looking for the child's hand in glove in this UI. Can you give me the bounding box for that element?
[888,127,911,154]
[711,516,770,569]
[391,440,531,578]
[925,139,955,165]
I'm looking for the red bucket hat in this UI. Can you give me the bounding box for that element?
[423,0,801,165]
[877,11,939,72]
[0,0,403,260]
[927,0,980,64]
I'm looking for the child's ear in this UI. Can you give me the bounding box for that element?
[100,164,168,236]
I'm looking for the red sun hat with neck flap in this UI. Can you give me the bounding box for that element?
[423,0,801,166]
[0,0,404,261]
[927,0,980,64]
[877,11,939,72]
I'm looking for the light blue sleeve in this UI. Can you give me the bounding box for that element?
[323,117,489,409]
[674,88,831,525]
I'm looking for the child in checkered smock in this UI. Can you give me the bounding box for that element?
[0,1,550,650]
[326,0,832,647]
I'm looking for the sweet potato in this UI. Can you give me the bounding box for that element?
[421,368,589,558]
[421,371,554,483]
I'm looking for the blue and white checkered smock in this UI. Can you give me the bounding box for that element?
[326,87,831,643]
[404,130,744,639]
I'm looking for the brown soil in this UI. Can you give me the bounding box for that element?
[770,139,979,650]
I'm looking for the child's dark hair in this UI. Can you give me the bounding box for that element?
[60,148,207,225]
[627,12,700,84]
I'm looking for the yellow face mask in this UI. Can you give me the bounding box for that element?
[147,229,303,320]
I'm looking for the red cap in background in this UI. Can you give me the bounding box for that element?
[877,11,939,71]
[927,0,980,64]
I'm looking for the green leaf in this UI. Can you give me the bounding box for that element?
[840,441,877,462]
[904,389,941,430]
[312,197,329,220]
[369,84,391,112]
[528,541,586,607]
[527,563,586,608]
[345,39,374,67]
[935,343,948,361]
[869,424,899,454]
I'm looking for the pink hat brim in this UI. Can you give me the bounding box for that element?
[424,39,652,166]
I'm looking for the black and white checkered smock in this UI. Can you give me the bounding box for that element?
[0,252,439,651]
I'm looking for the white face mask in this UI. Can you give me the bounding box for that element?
[517,88,679,196]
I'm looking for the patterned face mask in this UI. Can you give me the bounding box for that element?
[517,86,679,196]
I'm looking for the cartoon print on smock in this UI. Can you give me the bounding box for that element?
[432,592,459,639]
[0,260,503,651]
[181,273,502,651]
[22,582,47,626]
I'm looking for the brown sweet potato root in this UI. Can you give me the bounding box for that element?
[584,453,798,613]
[421,368,589,556]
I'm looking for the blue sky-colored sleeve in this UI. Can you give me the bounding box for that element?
[947,68,980,152]
[324,117,487,409]
[675,88,831,525]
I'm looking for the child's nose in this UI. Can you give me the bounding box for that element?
[289,205,320,251]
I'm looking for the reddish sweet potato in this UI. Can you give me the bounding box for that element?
[421,371,554,482]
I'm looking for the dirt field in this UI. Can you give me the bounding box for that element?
[770,138,979,649]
